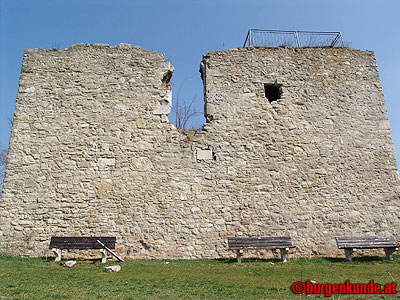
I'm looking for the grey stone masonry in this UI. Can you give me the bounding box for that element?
[1,44,399,260]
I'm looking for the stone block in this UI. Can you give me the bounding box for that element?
[97,158,115,168]
[196,149,213,160]
[62,260,77,268]
[24,87,35,93]
[94,180,113,192]
[104,265,121,273]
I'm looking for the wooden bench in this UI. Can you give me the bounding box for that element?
[336,237,399,261]
[49,236,117,263]
[228,236,294,263]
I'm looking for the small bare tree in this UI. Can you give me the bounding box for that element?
[174,95,200,130]
[172,78,201,130]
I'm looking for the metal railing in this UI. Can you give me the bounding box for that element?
[243,29,344,48]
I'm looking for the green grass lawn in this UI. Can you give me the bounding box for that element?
[0,255,399,299]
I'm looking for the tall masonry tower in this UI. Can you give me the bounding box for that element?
[1,35,399,259]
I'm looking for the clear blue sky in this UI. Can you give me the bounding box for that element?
[1,0,399,167]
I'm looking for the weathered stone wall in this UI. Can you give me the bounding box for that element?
[200,47,400,257]
[1,45,399,260]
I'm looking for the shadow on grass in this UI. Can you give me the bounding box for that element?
[321,255,389,263]
[0,255,51,264]
[214,255,393,265]
[215,257,283,264]
[295,256,392,265]
[0,255,106,265]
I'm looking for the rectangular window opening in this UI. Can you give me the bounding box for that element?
[264,83,282,103]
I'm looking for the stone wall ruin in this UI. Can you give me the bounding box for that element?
[1,43,399,259]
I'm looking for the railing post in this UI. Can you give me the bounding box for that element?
[295,31,300,47]
[243,30,250,48]
[339,32,345,47]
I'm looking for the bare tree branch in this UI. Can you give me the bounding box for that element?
[173,78,201,130]
[174,94,200,130]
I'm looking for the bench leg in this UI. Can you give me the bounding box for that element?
[280,248,288,263]
[236,250,243,263]
[384,247,397,260]
[100,248,107,263]
[344,248,355,261]
[52,248,62,262]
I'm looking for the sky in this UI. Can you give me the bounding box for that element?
[0,0,400,168]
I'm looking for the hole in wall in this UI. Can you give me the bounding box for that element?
[162,70,173,87]
[264,83,282,103]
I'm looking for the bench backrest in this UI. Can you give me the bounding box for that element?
[228,236,293,250]
[336,237,398,249]
[49,237,116,250]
